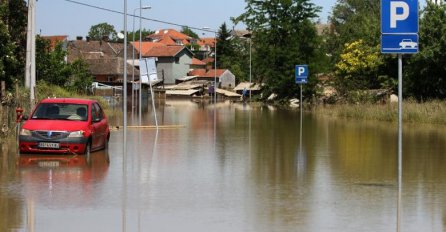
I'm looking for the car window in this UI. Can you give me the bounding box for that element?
[93,103,104,121]
[91,104,98,122]
[32,103,88,121]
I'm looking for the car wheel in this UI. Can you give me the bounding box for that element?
[84,141,92,165]
[104,137,110,164]
[103,136,109,151]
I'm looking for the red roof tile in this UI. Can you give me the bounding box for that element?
[144,45,185,57]
[198,38,216,47]
[146,29,194,45]
[131,42,166,56]
[41,35,68,50]
[188,69,226,78]
[192,58,206,66]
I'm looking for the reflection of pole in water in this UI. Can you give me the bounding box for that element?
[26,198,35,232]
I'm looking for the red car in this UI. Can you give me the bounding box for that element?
[19,98,110,156]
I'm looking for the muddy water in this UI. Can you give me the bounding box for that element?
[1,100,446,232]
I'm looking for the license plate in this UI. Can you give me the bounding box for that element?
[38,142,60,149]
[38,161,60,168]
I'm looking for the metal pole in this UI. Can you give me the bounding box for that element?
[249,37,252,101]
[397,54,403,232]
[30,0,36,109]
[123,0,128,162]
[138,0,143,126]
[300,84,303,158]
[131,9,136,123]
[214,31,217,104]
[25,0,32,89]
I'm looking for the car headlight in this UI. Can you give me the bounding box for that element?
[20,129,32,136]
[68,130,85,138]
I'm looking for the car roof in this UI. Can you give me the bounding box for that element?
[39,98,97,104]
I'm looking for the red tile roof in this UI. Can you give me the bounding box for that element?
[131,41,166,56]
[146,29,194,46]
[189,69,207,76]
[198,38,216,47]
[41,35,68,50]
[192,58,206,66]
[144,45,185,57]
[189,69,226,78]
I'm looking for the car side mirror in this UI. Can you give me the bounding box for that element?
[22,115,29,121]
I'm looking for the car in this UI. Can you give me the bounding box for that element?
[19,98,110,158]
[399,39,418,49]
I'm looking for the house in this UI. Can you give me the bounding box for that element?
[132,43,194,85]
[189,69,235,89]
[41,35,68,51]
[190,58,206,69]
[145,29,196,46]
[145,29,215,59]
[67,39,139,86]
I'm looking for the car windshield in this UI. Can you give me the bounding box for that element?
[31,103,88,121]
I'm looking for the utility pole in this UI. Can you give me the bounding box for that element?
[25,0,36,109]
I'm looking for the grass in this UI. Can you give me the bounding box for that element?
[311,100,446,125]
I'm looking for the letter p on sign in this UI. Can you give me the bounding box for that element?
[298,67,305,76]
[390,1,409,28]
[382,0,418,34]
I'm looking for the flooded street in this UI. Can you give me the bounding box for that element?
[2,100,446,231]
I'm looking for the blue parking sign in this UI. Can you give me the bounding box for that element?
[381,34,418,53]
[295,65,308,84]
[381,0,418,34]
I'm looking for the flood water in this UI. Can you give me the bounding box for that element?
[1,100,446,232]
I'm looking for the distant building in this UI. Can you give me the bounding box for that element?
[67,39,138,85]
[189,69,235,89]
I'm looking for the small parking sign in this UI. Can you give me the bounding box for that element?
[295,65,308,84]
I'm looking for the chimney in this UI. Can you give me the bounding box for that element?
[76,36,83,41]
[86,36,90,42]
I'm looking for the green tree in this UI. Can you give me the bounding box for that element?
[88,22,118,41]
[125,28,154,43]
[0,1,27,89]
[216,23,235,69]
[181,26,199,39]
[67,59,93,94]
[334,39,383,95]
[406,3,446,100]
[36,36,93,92]
[325,0,380,66]
[234,0,321,99]
[36,36,71,86]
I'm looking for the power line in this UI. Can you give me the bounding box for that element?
[63,0,216,33]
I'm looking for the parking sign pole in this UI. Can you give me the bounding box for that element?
[397,54,403,232]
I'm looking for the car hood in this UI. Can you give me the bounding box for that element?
[22,119,89,131]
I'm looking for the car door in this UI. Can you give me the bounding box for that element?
[91,103,107,150]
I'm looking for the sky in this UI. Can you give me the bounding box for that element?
[36,0,337,40]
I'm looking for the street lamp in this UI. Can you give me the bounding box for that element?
[131,5,151,123]
[202,27,217,104]
[243,32,252,101]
